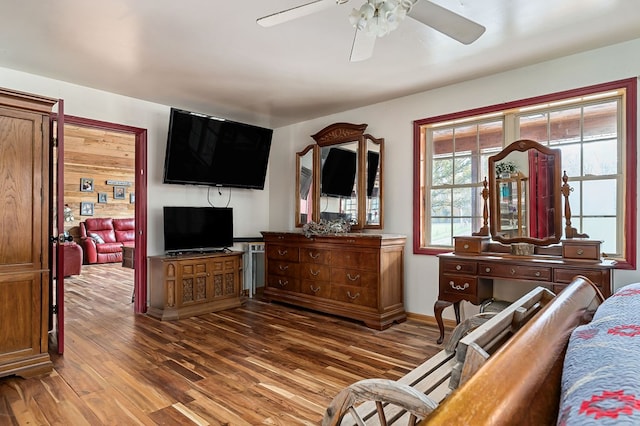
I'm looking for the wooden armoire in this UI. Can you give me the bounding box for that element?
[0,88,56,378]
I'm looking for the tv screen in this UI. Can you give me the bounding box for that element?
[163,206,233,253]
[321,147,357,197]
[163,108,273,189]
[367,151,379,197]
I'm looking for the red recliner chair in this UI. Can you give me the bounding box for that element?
[80,218,135,264]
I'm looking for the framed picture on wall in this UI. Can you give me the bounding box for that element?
[97,192,108,203]
[130,193,135,204]
[80,177,94,192]
[80,201,94,216]
[113,186,126,200]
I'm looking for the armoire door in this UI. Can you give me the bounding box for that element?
[0,88,56,378]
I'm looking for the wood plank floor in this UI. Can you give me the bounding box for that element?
[0,263,444,425]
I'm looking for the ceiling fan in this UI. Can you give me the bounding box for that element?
[257,0,485,62]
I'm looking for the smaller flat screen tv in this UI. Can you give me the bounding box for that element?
[163,206,233,254]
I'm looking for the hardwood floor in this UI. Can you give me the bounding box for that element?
[0,263,444,425]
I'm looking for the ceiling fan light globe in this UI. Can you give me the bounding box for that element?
[361,2,375,18]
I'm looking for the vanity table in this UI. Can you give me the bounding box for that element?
[434,139,616,344]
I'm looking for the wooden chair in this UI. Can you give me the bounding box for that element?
[321,286,555,425]
[322,378,438,426]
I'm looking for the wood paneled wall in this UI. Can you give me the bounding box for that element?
[61,124,135,239]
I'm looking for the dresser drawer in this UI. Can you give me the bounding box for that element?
[267,261,299,277]
[300,279,332,298]
[479,263,551,281]
[266,275,300,293]
[330,285,377,308]
[330,268,378,288]
[553,268,607,286]
[441,275,477,297]
[300,263,331,281]
[562,242,601,260]
[300,247,331,264]
[266,245,300,262]
[331,250,378,271]
[454,236,489,254]
[440,259,478,275]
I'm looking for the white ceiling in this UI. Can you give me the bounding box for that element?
[1,1,639,128]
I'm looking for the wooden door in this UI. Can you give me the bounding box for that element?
[0,89,56,378]
[51,102,66,354]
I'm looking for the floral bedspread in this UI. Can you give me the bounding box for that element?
[557,282,640,425]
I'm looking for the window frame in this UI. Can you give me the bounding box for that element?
[412,78,637,269]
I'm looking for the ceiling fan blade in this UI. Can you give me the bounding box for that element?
[409,1,485,45]
[350,29,376,62]
[257,0,338,27]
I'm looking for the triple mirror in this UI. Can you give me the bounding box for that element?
[487,139,563,245]
[295,122,384,230]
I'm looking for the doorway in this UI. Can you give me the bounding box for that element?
[54,115,147,316]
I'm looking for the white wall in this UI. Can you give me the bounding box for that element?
[0,68,272,257]
[2,38,639,321]
[269,38,640,319]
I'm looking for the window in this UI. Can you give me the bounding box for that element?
[413,79,637,269]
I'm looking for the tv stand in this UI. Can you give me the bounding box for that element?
[148,251,244,320]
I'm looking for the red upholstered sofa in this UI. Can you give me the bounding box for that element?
[80,218,135,264]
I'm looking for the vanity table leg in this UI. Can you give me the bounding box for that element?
[434,300,452,344]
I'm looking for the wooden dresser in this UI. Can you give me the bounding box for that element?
[434,236,616,343]
[262,232,406,330]
[0,89,56,378]
[148,251,244,320]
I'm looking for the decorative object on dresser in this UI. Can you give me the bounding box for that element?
[147,251,244,320]
[434,139,616,344]
[0,87,57,378]
[262,231,406,330]
[295,122,384,230]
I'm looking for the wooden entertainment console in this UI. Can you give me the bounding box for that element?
[262,231,406,330]
[147,251,244,320]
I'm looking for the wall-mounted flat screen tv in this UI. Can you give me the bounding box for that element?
[163,206,233,253]
[163,108,273,189]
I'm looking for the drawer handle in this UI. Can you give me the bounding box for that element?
[277,236,285,240]
[449,281,469,291]
[346,239,356,244]
[347,291,360,300]
[277,279,288,287]
[279,265,289,271]
[309,252,320,259]
[310,269,320,276]
[577,249,584,255]
[310,285,320,293]
[455,265,462,271]
[347,273,361,281]
[463,244,470,249]
[510,268,516,275]
[278,249,288,256]
[535,271,541,277]
[485,267,491,273]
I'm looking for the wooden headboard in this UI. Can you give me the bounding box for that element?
[421,276,604,425]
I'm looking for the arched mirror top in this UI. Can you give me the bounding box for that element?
[488,139,562,246]
[311,122,368,146]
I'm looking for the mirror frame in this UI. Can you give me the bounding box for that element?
[488,139,562,246]
[295,144,316,228]
[295,122,384,230]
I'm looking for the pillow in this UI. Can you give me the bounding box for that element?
[88,232,105,244]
